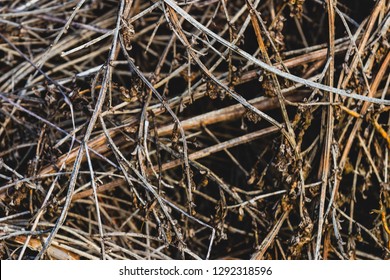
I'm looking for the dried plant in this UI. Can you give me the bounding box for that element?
[0,0,389,260]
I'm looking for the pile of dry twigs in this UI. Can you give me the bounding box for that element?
[0,0,389,260]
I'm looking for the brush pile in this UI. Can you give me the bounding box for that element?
[0,0,389,260]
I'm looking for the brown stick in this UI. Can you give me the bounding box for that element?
[38,90,308,176]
